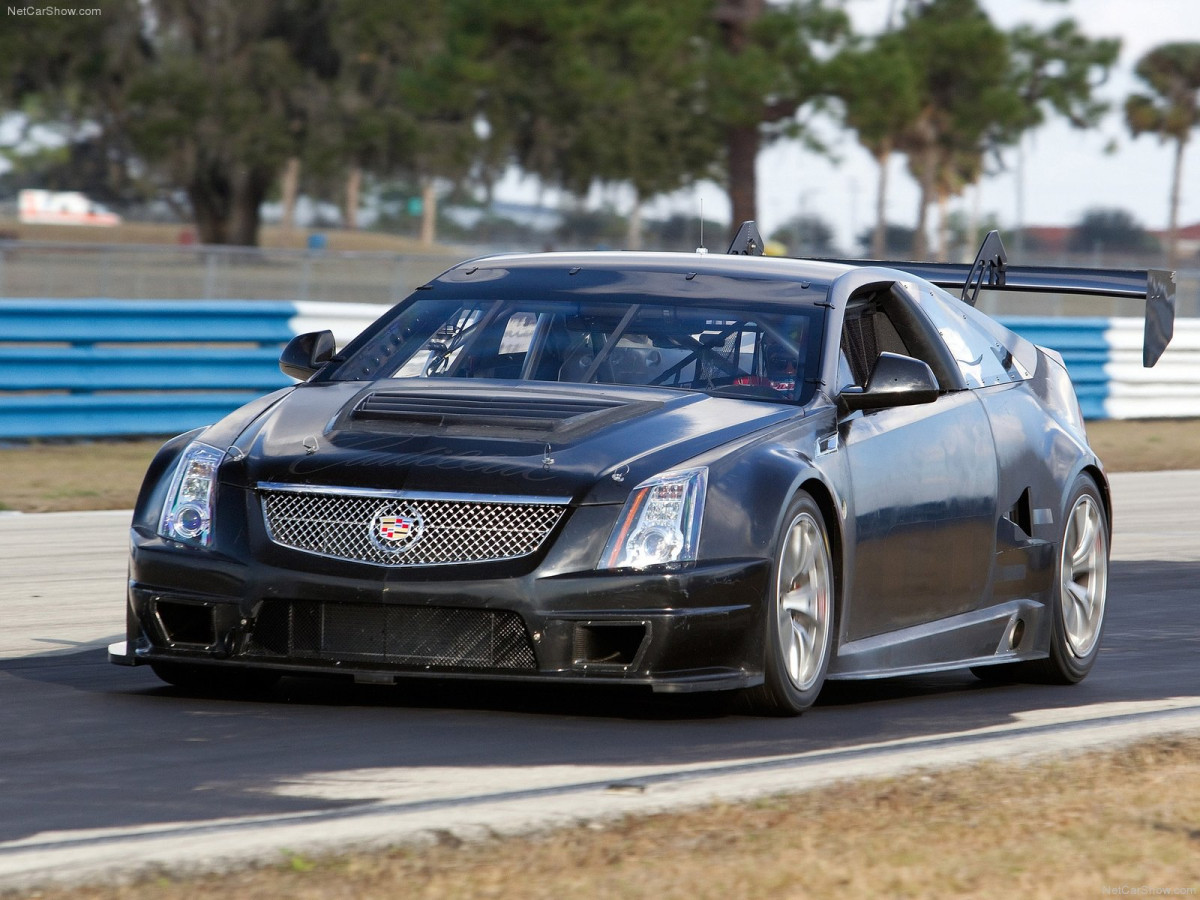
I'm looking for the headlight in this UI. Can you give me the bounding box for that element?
[158,441,222,547]
[599,467,707,570]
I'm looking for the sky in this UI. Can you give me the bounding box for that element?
[602,0,1200,254]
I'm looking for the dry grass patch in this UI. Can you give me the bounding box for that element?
[1086,418,1200,472]
[14,735,1200,900]
[0,439,161,512]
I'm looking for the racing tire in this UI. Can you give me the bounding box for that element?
[974,473,1109,685]
[744,492,836,716]
[150,661,281,694]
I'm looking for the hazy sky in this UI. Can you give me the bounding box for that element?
[641,0,1200,253]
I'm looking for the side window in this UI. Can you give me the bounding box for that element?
[840,300,913,386]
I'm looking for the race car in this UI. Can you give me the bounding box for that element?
[110,225,1175,715]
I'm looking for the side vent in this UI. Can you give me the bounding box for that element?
[153,600,217,647]
[572,622,648,669]
[1007,487,1033,538]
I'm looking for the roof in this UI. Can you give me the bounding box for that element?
[445,250,854,285]
[427,250,868,311]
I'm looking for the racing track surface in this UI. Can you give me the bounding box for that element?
[1,470,1198,889]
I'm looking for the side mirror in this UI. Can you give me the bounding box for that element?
[839,352,940,412]
[280,330,336,380]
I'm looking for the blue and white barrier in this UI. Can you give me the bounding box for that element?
[1002,317,1200,421]
[1,299,1197,439]
[0,300,385,440]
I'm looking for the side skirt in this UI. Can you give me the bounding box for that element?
[828,598,1048,680]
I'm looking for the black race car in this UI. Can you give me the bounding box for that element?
[109,226,1175,714]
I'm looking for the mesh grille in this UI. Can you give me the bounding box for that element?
[260,487,566,567]
[248,601,535,669]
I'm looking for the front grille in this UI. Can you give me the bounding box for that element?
[247,601,536,670]
[260,485,567,567]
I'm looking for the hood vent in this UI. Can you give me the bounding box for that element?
[353,391,628,431]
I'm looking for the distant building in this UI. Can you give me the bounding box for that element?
[1152,222,1200,259]
[1021,226,1071,255]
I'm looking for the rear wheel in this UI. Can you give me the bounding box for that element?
[974,473,1109,684]
[150,661,281,694]
[744,492,836,716]
[1043,474,1109,682]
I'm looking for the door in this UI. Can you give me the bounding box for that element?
[840,389,999,641]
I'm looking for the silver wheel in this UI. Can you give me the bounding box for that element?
[776,511,834,692]
[973,474,1108,686]
[1060,492,1108,658]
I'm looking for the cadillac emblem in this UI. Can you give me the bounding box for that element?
[369,506,423,554]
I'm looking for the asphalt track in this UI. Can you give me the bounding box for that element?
[0,470,1197,889]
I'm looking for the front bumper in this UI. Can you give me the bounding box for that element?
[114,527,771,693]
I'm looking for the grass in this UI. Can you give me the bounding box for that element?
[0,418,1197,514]
[0,439,162,513]
[1085,417,1200,472]
[14,735,1200,899]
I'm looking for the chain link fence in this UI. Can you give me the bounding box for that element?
[0,241,474,305]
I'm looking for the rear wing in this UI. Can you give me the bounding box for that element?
[807,230,1176,368]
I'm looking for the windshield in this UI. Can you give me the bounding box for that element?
[331,296,825,404]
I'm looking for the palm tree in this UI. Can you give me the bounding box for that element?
[832,34,921,257]
[1125,42,1200,269]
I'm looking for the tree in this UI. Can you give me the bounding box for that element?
[1006,19,1118,132]
[122,1,341,245]
[1125,42,1200,268]
[831,33,921,257]
[855,222,917,256]
[1003,18,1119,253]
[0,0,149,204]
[0,1,349,245]
[943,208,1003,261]
[327,0,491,247]
[643,212,729,252]
[1068,207,1159,256]
[892,0,1022,260]
[474,0,723,249]
[848,2,1115,260]
[769,213,836,255]
[710,0,849,237]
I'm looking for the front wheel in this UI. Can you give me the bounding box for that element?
[744,492,836,716]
